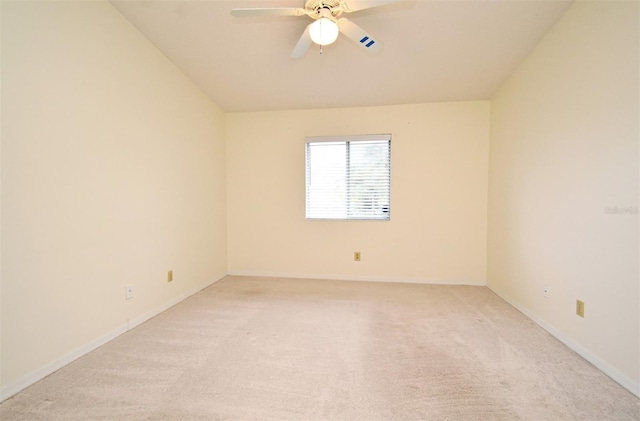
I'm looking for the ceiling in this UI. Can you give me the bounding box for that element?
[111,0,573,113]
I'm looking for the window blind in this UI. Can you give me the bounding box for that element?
[305,134,391,220]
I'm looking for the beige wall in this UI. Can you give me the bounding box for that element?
[1,1,227,394]
[226,102,489,284]
[488,0,639,393]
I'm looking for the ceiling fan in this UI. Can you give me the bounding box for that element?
[231,0,399,58]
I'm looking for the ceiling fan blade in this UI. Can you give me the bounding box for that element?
[337,18,383,54]
[291,24,313,59]
[340,0,400,13]
[230,8,306,18]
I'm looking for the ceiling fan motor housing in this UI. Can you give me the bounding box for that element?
[306,0,343,19]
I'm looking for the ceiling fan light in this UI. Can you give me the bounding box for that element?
[309,18,339,46]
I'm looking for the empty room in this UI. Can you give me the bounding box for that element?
[1,0,639,419]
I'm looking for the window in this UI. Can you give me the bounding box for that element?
[305,134,391,220]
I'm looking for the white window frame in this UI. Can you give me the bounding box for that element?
[305,134,391,221]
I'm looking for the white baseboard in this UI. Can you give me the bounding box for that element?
[0,324,127,403]
[126,273,225,330]
[227,271,486,286]
[0,274,226,403]
[487,284,640,399]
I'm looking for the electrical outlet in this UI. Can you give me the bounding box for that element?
[126,284,134,300]
[354,251,361,261]
[543,286,550,298]
[168,270,173,283]
[576,300,585,317]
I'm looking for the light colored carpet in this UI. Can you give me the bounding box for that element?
[1,276,638,420]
